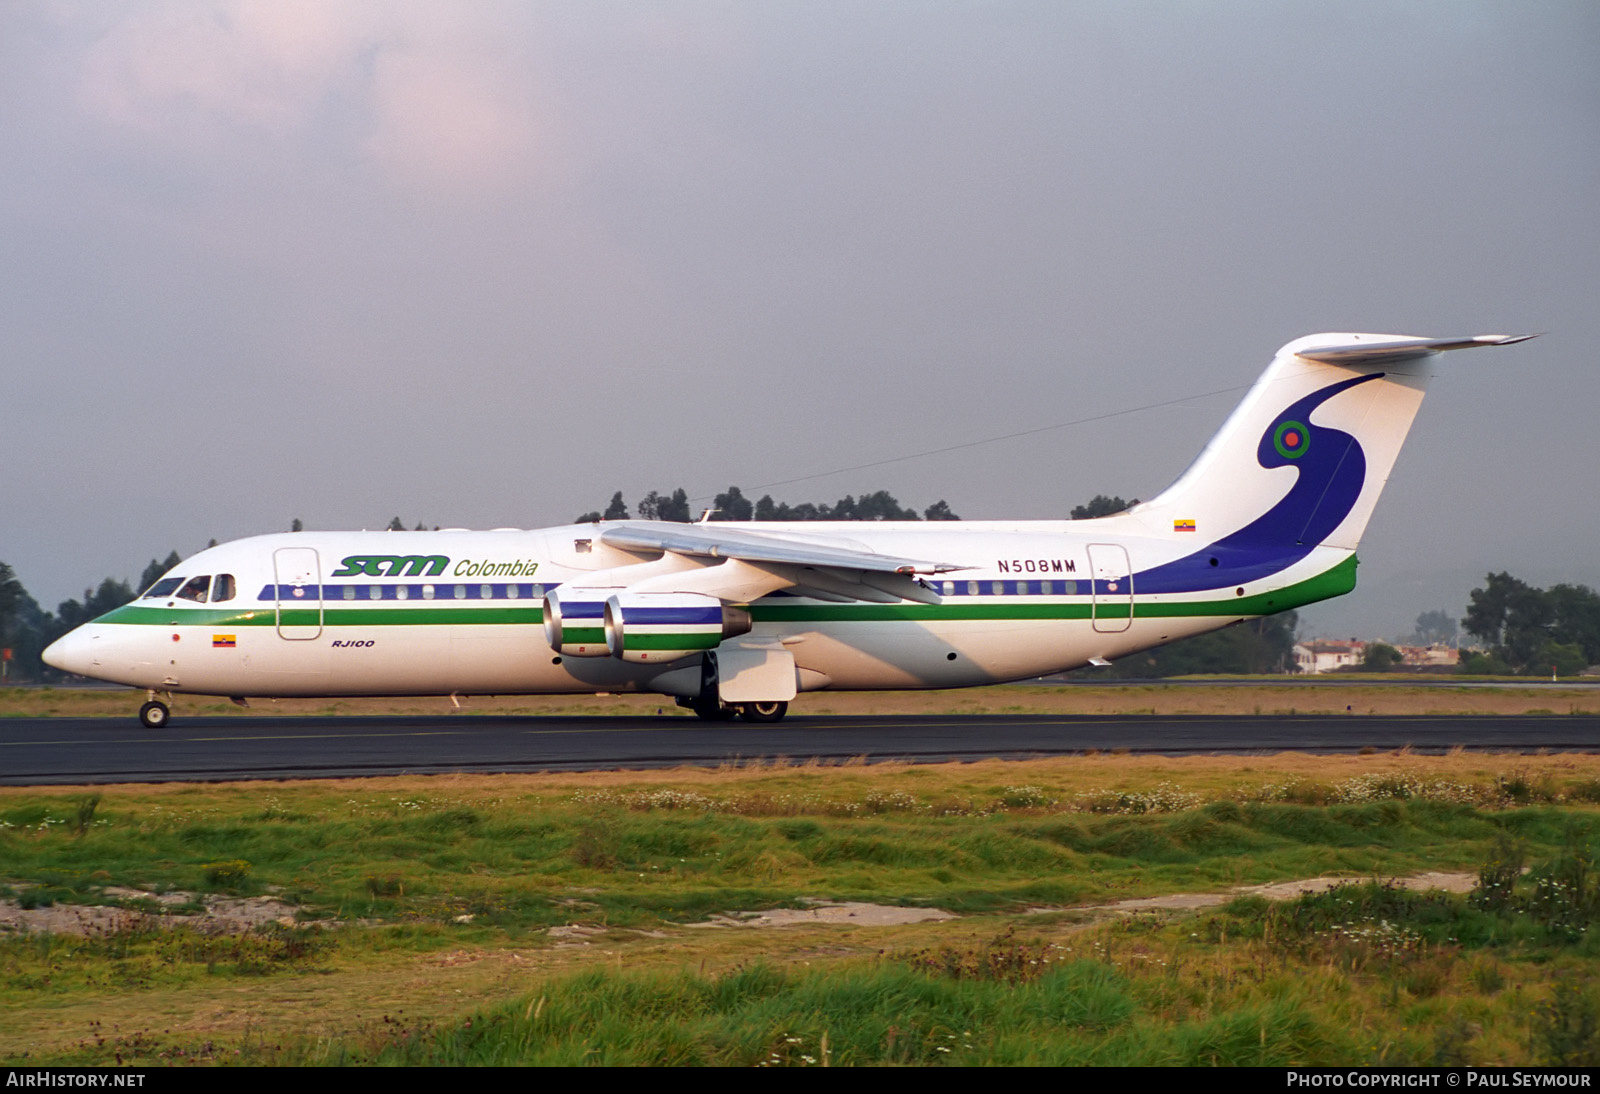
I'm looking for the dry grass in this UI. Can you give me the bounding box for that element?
[9,749,1600,809]
[6,680,1599,720]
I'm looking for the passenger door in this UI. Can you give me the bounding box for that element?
[1087,543,1133,633]
[273,547,323,640]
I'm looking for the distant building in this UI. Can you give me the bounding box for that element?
[1294,640,1365,674]
[1293,640,1461,674]
[1398,644,1460,668]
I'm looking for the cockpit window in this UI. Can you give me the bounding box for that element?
[211,574,236,603]
[176,575,211,603]
[143,578,183,599]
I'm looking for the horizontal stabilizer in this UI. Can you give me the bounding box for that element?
[1295,333,1537,367]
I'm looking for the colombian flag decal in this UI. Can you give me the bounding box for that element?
[212,634,237,648]
[1174,519,1196,532]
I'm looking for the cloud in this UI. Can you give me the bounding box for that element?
[72,0,544,194]
[360,17,543,194]
[78,0,369,134]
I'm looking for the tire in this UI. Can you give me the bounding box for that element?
[138,701,170,729]
[692,701,738,721]
[738,701,788,724]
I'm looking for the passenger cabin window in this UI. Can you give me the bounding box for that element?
[176,575,211,603]
[144,578,183,599]
[210,574,236,603]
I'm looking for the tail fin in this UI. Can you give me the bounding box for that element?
[1130,333,1532,592]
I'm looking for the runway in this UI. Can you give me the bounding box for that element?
[3,712,1599,785]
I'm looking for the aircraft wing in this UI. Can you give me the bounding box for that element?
[600,522,962,575]
[590,522,967,605]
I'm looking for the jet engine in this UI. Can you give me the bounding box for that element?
[542,587,612,657]
[603,592,752,664]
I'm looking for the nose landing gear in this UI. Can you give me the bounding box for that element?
[138,691,172,728]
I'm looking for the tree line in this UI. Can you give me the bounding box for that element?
[575,486,960,524]
[573,487,1146,524]
[0,552,182,683]
[1459,572,1600,676]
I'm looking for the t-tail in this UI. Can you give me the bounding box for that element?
[1122,332,1534,598]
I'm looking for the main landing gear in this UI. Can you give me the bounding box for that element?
[680,651,789,723]
[683,698,790,723]
[738,700,788,723]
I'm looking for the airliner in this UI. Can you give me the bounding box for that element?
[44,332,1532,728]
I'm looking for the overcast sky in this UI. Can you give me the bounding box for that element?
[3,1,1595,640]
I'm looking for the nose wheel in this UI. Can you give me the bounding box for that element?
[138,698,170,728]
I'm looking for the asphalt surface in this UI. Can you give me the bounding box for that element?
[3,712,1599,785]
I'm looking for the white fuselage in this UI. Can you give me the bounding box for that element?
[43,520,1349,700]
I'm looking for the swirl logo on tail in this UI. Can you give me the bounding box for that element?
[1132,372,1382,595]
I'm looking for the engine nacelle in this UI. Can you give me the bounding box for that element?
[542,587,612,657]
[603,592,752,664]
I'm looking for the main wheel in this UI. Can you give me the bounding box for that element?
[692,701,738,721]
[738,701,788,723]
[138,700,170,729]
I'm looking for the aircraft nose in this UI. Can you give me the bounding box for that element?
[42,627,100,677]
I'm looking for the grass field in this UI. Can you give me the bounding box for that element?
[6,746,1600,1065]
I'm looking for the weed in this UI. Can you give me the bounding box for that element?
[71,794,101,837]
[1530,978,1600,1066]
[572,822,617,869]
[365,874,404,897]
[1498,769,1541,805]
[901,926,1062,983]
[200,859,253,889]
[1471,834,1525,915]
[997,785,1055,809]
[1076,782,1201,815]
[1470,832,1600,941]
[1526,844,1600,940]
[1468,958,1505,995]
[1431,1016,1479,1066]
